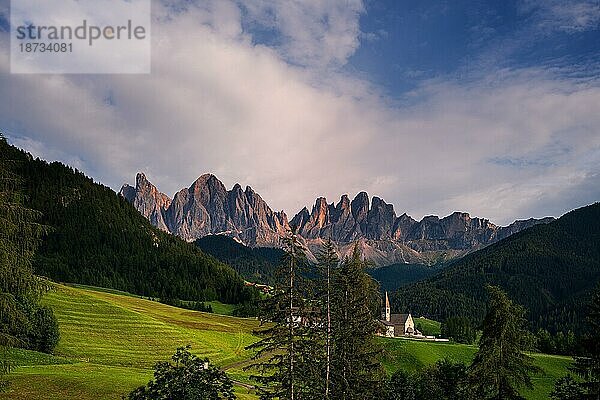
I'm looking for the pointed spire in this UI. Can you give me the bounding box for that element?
[383,291,391,322]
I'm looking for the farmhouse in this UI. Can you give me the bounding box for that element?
[380,291,421,338]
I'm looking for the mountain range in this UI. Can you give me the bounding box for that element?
[121,173,553,265]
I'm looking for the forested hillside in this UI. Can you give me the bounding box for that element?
[368,263,443,292]
[1,140,253,304]
[392,203,600,334]
[195,235,284,285]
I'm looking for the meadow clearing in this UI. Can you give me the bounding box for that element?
[1,284,572,400]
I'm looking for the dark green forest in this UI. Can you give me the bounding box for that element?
[195,235,284,285]
[392,202,600,334]
[197,235,444,291]
[368,263,443,292]
[1,140,253,305]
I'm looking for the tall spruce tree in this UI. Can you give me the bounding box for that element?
[316,239,338,399]
[469,285,540,400]
[0,134,45,390]
[329,244,385,399]
[246,228,317,399]
[570,283,600,399]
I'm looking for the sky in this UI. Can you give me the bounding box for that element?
[0,0,599,225]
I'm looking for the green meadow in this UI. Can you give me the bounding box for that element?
[379,339,572,400]
[2,284,571,400]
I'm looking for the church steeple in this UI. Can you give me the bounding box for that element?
[382,291,391,322]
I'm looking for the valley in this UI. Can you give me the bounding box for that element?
[2,284,572,400]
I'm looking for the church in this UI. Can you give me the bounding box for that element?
[380,292,421,338]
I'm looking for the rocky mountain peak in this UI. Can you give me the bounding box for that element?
[119,173,171,231]
[351,192,369,214]
[120,184,136,203]
[337,194,351,210]
[122,172,288,246]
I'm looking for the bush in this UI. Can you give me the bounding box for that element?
[440,316,477,344]
[29,306,60,354]
[232,301,259,317]
[126,346,236,400]
[385,359,473,400]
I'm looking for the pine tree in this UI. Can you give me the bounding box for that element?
[246,228,315,399]
[570,284,600,399]
[550,375,586,400]
[316,239,338,399]
[0,133,44,390]
[329,244,385,399]
[468,285,540,400]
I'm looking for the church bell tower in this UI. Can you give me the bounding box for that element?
[382,291,391,322]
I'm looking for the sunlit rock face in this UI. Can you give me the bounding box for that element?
[120,173,171,232]
[121,173,553,265]
[120,173,289,247]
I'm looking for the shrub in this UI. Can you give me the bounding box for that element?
[126,346,236,400]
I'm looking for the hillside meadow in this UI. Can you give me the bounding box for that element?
[1,284,572,400]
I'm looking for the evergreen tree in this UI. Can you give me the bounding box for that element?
[386,359,473,400]
[417,359,473,400]
[329,244,385,399]
[385,369,415,400]
[468,285,540,400]
[316,238,338,399]
[246,228,316,399]
[570,284,600,399]
[550,375,586,400]
[0,133,46,390]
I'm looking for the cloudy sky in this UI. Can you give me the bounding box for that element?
[1,0,599,225]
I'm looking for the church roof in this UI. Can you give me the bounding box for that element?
[388,313,411,326]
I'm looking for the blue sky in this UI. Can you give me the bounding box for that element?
[351,1,599,93]
[0,0,599,224]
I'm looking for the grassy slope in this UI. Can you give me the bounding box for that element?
[2,285,570,400]
[413,316,441,336]
[379,338,572,400]
[1,284,260,400]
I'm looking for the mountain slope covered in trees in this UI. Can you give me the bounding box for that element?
[1,140,253,304]
[195,235,284,285]
[392,203,600,334]
[368,263,444,292]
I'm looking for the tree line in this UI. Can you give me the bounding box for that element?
[0,134,60,391]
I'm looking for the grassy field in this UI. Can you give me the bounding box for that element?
[413,316,441,336]
[2,284,260,400]
[379,338,572,400]
[2,284,571,400]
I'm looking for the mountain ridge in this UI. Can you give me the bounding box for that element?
[120,172,554,265]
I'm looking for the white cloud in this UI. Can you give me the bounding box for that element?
[0,0,599,226]
[239,0,365,68]
[521,0,600,33]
